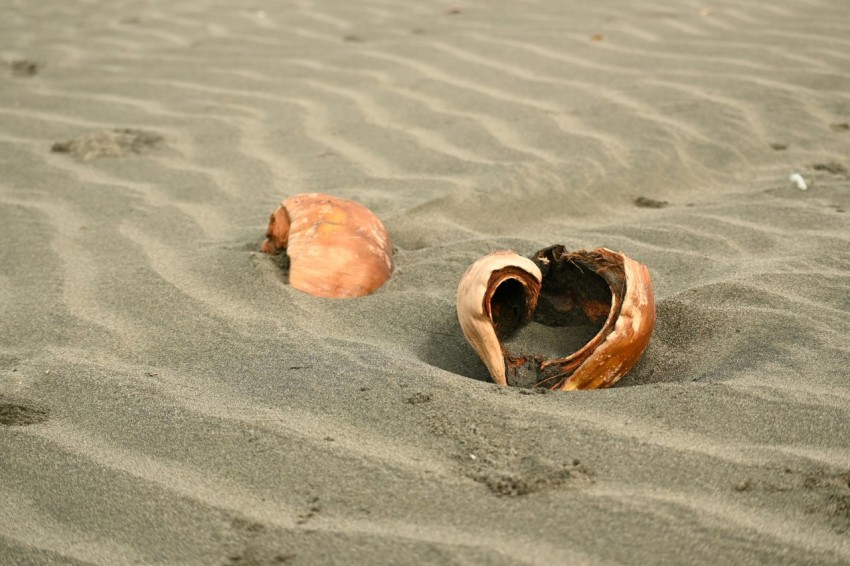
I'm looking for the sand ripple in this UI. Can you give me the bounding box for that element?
[2,0,849,563]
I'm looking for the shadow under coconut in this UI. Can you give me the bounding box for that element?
[420,310,492,383]
[473,286,816,390]
[425,282,805,389]
[422,308,618,387]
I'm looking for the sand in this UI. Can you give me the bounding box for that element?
[1,0,849,564]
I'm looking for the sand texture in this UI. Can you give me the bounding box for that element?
[2,0,850,564]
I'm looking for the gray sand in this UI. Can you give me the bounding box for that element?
[1,0,849,564]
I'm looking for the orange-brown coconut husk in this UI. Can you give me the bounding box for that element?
[456,246,655,390]
[261,193,392,299]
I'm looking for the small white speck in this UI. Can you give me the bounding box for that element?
[469,454,477,460]
[789,173,808,191]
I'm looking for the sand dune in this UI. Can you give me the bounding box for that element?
[2,0,849,564]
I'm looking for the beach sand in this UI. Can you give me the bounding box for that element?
[1,0,849,563]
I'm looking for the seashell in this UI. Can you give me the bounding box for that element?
[261,193,393,298]
[789,173,808,191]
[456,246,655,390]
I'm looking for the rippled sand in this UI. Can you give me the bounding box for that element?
[1,1,849,564]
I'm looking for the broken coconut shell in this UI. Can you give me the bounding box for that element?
[456,246,655,390]
[261,193,392,299]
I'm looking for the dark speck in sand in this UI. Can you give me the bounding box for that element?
[51,128,163,161]
[231,517,266,533]
[770,143,787,151]
[296,496,321,524]
[812,162,848,176]
[518,388,549,395]
[343,34,363,42]
[830,123,849,132]
[634,196,669,209]
[472,457,591,497]
[0,396,49,426]
[406,392,432,405]
[11,59,39,77]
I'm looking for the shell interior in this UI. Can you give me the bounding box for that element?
[494,246,626,389]
[485,267,540,339]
